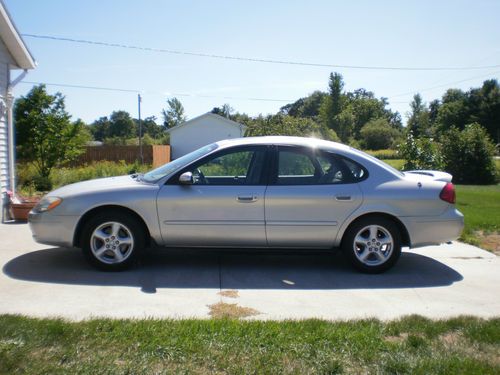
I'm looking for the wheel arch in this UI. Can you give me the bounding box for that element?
[73,205,152,248]
[339,212,411,248]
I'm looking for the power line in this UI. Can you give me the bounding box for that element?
[18,80,294,102]
[22,33,500,72]
[388,70,500,98]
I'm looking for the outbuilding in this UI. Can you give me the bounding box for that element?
[0,1,36,221]
[167,112,246,159]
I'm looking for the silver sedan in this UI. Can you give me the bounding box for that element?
[28,136,464,273]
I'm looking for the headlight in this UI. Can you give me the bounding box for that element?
[33,197,63,213]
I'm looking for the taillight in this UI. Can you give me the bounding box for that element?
[440,182,456,204]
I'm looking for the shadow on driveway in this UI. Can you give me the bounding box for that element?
[3,247,463,293]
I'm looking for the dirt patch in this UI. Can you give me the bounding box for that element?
[218,290,239,298]
[384,333,408,343]
[439,332,462,346]
[208,302,260,319]
[477,231,500,255]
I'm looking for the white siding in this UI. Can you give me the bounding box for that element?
[0,38,11,218]
[169,114,245,159]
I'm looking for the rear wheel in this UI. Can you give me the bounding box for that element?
[81,211,145,271]
[342,216,401,273]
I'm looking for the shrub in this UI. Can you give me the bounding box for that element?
[398,132,443,170]
[441,123,497,184]
[360,118,398,150]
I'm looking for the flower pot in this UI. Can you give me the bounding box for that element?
[10,201,38,221]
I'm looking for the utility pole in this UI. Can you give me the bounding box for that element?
[138,93,143,164]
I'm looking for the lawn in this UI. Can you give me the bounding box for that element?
[456,185,500,250]
[0,315,498,374]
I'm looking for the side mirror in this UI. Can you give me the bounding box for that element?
[179,171,194,185]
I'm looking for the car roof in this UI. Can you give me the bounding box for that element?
[215,136,352,152]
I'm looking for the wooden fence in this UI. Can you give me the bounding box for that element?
[75,145,170,167]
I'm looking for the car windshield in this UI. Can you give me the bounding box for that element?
[142,143,219,183]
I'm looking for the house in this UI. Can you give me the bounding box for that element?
[0,1,36,221]
[167,112,246,159]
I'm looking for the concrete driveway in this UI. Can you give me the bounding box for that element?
[1,222,499,321]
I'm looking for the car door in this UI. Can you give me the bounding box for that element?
[157,145,269,247]
[265,146,364,248]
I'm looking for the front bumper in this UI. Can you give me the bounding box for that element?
[28,211,80,247]
[402,207,464,248]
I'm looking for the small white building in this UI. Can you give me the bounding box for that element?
[167,112,246,159]
[0,2,36,221]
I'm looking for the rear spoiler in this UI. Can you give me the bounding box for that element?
[404,170,453,182]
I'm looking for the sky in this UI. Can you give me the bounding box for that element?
[6,0,500,125]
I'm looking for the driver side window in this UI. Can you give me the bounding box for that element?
[189,147,265,185]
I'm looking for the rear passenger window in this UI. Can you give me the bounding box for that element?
[275,147,367,185]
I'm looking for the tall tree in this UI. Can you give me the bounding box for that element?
[407,94,431,137]
[162,97,186,128]
[320,72,347,140]
[14,85,89,188]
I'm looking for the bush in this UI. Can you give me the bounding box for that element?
[441,123,497,184]
[398,132,443,170]
[360,118,398,150]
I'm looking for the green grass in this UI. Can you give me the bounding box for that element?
[0,315,498,374]
[380,159,405,170]
[17,161,151,195]
[456,185,500,245]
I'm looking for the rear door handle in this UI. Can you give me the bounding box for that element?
[237,195,258,203]
[335,195,352,201]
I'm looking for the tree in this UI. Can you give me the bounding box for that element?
[107,110,136,139]
[134,116,164,139]
[211,103,233,118]
[319,72,346,139]
[407,94,431,137]
[162,97,186,128]
[360,118,398,150]
[435,88,469,134]
[398,132,443,171]
[89,116,110,141]
[244,114,339,141]
[14,85,90,189]
[279,91,327,119]
[468,79,500,144]
[441,123,497,184]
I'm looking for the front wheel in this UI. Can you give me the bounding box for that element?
[342,217,401,273]
[81,211,145,271]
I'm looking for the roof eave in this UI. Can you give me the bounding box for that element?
[0,1,36,70]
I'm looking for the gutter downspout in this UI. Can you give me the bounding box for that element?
[7,68,28,198]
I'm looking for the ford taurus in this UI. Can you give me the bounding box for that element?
[28,136,464,273]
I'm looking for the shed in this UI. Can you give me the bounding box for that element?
[167,112,246,159]
[0,1,36,221]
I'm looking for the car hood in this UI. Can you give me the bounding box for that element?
[403,170,453,182]
[49,175,143,198]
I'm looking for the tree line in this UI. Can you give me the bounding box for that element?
[13,73,499,189]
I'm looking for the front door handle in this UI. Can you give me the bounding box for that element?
[335,195,352,201]
[237,195,258,203]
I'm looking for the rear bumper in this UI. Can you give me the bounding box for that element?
[402,207,464,248]
[28,211,79,247]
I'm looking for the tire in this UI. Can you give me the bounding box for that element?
[81,211,145,271]
[342,216,402,274]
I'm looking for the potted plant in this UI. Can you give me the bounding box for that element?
[7,190,40,221]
